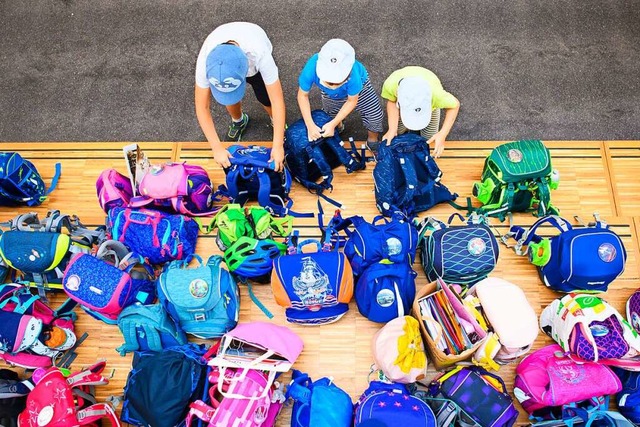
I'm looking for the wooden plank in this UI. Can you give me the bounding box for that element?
[605,141,640,217]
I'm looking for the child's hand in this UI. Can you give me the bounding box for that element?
[269,145,285,172]
[320,122,336,137]
[212,146,233,169]
[382,131,397,145]
[428,131,446,158]
[307,124,323,141]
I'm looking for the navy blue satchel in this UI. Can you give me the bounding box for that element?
[418,213,499,287]
[507,215,626,293]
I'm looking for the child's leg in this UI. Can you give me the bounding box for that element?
[420,109,441,140]
[246,72,272,117]
[320,93,346,119]
[354,79,384,141]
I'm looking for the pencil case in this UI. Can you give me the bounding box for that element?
[412,278,487,370]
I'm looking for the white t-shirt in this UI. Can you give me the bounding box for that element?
[195,22,279,88]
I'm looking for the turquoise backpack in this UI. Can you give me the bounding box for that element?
[287,370,353,427]
[116,303,188,356]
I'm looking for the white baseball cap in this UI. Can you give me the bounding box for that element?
[316,39,355,84]
[397,76,432,130]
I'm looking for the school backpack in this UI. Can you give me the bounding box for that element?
[62,240,156,324]
[0,152,61,206]
[514,344,622,418]
[373,133,457,217]
[18,361,120,427]
[287,370,353,427]
[612,368,640,424]
[0,211,106,296]
[96,168,134,213]
[219,144,301,216]
[540,293,640,367]
[157,255,240,338]
[0,283,77,369]
[507,215,626,293]
[372,316,427,383]
[0,369,29,427]
[419,213,499,287]
[354,381,436,427]
[472,139,559,219]
[115,302,187,356]
[128,162,218,216]
[108,207,200,265]
[271,232,354,325]
[121,344,208,427]
[284,110,366,202]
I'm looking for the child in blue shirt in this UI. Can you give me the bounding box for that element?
[297,39,383,148]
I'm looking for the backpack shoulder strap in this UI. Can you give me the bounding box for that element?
[507,215,572,255]
[116,312,164,356]
[76,403,121,426]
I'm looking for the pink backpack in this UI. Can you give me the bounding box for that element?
[96,169,134,213]
[129,162,218,216]
[513,344,622,415]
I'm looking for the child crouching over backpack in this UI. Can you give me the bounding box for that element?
[297,39,383,150]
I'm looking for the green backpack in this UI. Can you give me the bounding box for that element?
[472,140,559,220]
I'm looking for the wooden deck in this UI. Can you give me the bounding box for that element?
[1,140,640,426]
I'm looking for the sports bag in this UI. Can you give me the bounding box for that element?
[540,293,640,366]
[108,207,199,265]
[0,369,29,427]
[271,233,354,325]
[287,370,353,427]
[157,255,239,339]
[0,152,61,206]
[374,133,457,217]
[96,168,134,213]
[419,213,499,287]
[372,316,427,383]
[116,303,187,356]
[428,366,519,427]
[0,211,105,295]
[284,110,366,199]
[129,162,218,216]
[0,283,77,369]
[17,361,120,427]
[464,277,538,370]
[472,139,559,219]
[121,344,208,427]
[221,145,298,216]
[62,241,156,324]
[514,344,622,416]
[355,261,416,323]
[506,215,626,293]
[354,381,436,427]
[329,211,418,278]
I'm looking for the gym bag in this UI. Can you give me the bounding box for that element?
[0,152,61,207]
[428,366,519,427]
[157,255,239,339]
[419,213,499,287]
[116,302,187,356]
[506,215,626,293]
[540,293,640,366]
[0,211,105,296]
[514,344,622,417]
[374,133,457,217]
[464,277,538,370]
[272,232,354,325]
[372,315,427,383]
[18,361,120,427]
[284,110,366,201]
[0,283,77,369]
[221,145,299,216]
[95,168,134,213]
[354,381,436,427]
[287,370,353,427]
[62,241,156,324]
[108,207,199,265]
[121,344,208,427]
[472,139,559,219]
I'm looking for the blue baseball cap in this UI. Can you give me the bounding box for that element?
[206,44,249,106]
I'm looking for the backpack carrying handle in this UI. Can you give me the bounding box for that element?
[215,366,277,401]
[229,156,276,171]
[507,215,572,255]
[295,239,323,253]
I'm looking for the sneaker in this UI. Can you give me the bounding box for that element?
[366,140,381,158]
[228,113,250,141]
[337,122,345,134]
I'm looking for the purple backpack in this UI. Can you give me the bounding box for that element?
[96,169,134,213]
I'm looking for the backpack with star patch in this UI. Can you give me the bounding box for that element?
[354,381,436,427]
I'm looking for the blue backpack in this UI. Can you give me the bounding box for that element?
[507,215,626,293]
[354,381,436,427]
[0,152,61,206]
[157,255,240,339]
[221,144,296,216]
[373,133,457,216]
[116,303,188,356]
[284,110,366,202]
[287,370,353,427]
[418,214,499,287]
[613,368,640,424]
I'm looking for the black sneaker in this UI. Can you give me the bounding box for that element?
[228,113,250,140]
[366,140,381,158]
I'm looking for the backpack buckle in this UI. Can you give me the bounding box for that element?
[194,313,206,322]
